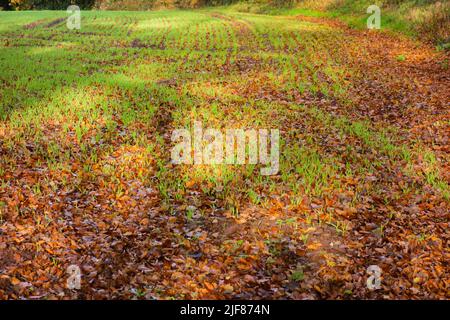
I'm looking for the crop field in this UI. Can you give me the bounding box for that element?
[0,9,449,299]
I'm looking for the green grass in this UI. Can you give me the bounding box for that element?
[0,8,448,299]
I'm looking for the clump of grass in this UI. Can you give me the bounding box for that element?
[396,54,406,62]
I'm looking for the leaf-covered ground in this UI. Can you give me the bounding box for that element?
[0,9,448,299]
